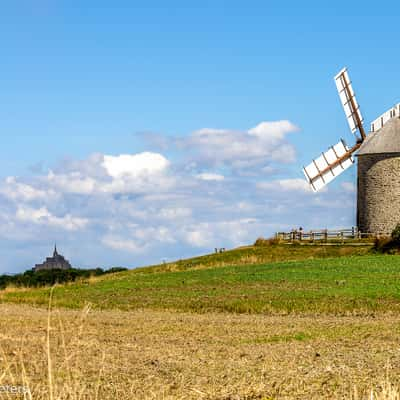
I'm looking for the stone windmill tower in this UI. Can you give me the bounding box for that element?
[303,67,400,235]
[357,110,400,234]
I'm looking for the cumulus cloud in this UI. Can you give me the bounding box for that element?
[248,120,299,141]
[179,120,299,170]
[102,152,170,178]
[1,177,57,202]
[47,171,97,195]
[45,152,173,196]
[16,206,88,231]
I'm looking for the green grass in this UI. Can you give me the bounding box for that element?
[3,251,400,315]
[135,242,372,272]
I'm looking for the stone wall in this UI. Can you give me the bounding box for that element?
[357,153,400,234]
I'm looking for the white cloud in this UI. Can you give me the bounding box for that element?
[257,178,314,193]
[102,152,170,178]
[186,229,211,248]
[43,152,173,196]
[102,224,176,254]
[184,219,260,248]
[248,120,299,142]
[182,120,299,169]
[1,177,56,202]
[196,173,225,181]
[47,171,97,194]
[16,206,88,231]
[158,207,192,219]
[101,235,145,253]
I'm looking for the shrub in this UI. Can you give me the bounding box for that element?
[254,237,280,246]
[104,267,128,274]
[392,224,400,243]
[0,266,128,290]
[374,236,393,253]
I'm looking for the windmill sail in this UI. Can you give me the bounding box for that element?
[303,139,355,192]
[334,67,366,140]
[303,67,366,192]
[371,103,400,132]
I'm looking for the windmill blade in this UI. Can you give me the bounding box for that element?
[371,103,400,132]
[334,68,366,140]
[303,139,358,192]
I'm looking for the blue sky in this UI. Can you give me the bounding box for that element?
[0,1,398,272]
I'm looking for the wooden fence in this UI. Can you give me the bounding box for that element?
[275,227,377,242]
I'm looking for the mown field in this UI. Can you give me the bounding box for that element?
[1,304,400,399]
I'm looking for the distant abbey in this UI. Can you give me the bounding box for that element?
[34,245,72,272]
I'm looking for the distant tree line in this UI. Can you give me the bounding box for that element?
[0,267,128,290]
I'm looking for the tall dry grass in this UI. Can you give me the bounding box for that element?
[0,286,108,399]
[352,376,400,400]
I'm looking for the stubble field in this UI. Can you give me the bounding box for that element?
[1,304,400,399]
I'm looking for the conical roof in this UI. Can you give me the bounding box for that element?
[357,117,400,155]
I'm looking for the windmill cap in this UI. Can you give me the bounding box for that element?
[357,117,400,156]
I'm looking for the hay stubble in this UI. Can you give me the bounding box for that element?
[0,304,400,399]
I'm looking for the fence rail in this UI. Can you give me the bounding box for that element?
[275,227,377,242]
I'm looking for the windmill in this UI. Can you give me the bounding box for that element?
[302,68,366,192]
[303,68,400,235]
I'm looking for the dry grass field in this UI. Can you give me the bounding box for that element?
[1,302,400,399]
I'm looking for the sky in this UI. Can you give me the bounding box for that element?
[0,1,399,272]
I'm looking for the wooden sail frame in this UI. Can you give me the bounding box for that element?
[303,139,359,191]
[334,67,366,140]
[303,68,366,192]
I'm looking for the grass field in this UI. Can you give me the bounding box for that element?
[2,243,400,399]
[135,242,373,272]
[2,251,400,316]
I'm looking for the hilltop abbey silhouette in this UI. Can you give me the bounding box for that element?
[34,245,72,272]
